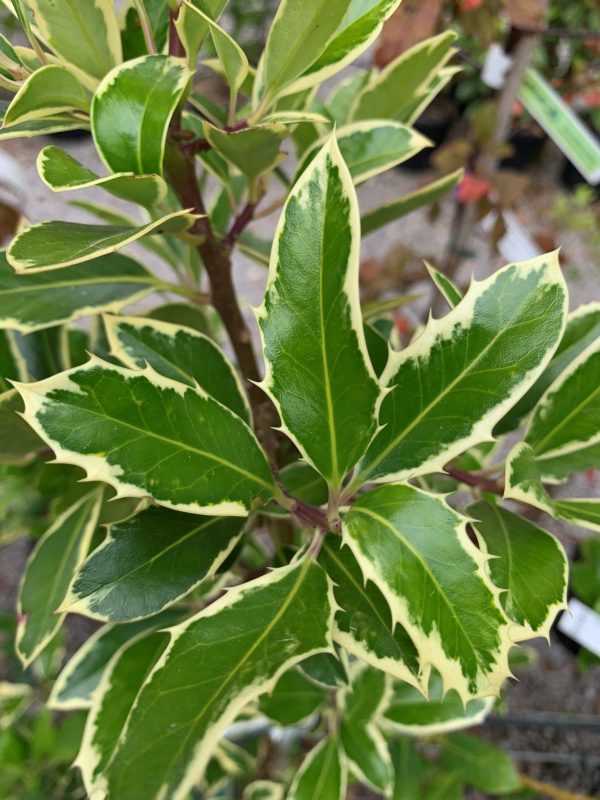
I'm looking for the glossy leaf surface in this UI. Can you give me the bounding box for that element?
[0,251,155,331]
[354,254,567,486]
[93,559,333,800]
[204,123,287,184]
[342,484,512,701]
[17,358,275,516]
[3,65,89,124]
[469,500,567,638]
[258,137,381,488]
[92,55,191,175]
[16,491,102,666]
[7,210,195,272]
[296,121,430,185]
[320,537,421,687]
[37,146,168,208]
[105,315,250,423]
[27,0,121,84]
[64,507,245,622]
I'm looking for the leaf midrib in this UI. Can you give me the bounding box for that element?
[350,505,492,679]
[41,382,273,492]
[359,291,552,482]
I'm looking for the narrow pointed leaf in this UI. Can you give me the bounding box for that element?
[0,328,26,389]
[390,738,425,800]
[64,507,245,622]
[383,671,493,736]
[92,55,192,175]
[340,664,393,794]
[37,146,167,208]
[326,71,371,126]
[49,610,183,710]
[105,315,250,423]
[26,0,121,84]
[343,484,513,702]
[320,537,421,688]
[16,490,102,666]
[3,65,89,125]
[523,338,600,481]
[296,121,431,185]
[496,301,600,434]
[259,0,349,98]
[259,668,324,725]
[0,113,87,140]
[287,737,346,800]
[426,262,462,309]
[351,32,457,122]
[362,169,462,236]
[16,358,276,516]
[204,123,287,184]
[174,0,229,67]
[76,630,171,797]
[440,734,521,794]
[294,0,402,93]
[469,500,567,639]
[7,209,196,272]
[0,251,156,332]
[94,559,334,800]
[257,138,381,488]
[505,442,600,533]
[364,322,390,377]
[354,254,567,487]
[181,0,248,97]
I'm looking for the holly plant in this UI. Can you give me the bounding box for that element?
[0,2,599,799]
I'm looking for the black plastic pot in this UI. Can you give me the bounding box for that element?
[499,128,546,171]
[46,129,92,141]
[399,115,454,172]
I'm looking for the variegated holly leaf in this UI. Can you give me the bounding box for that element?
[287,737,346,800]
[351,32,457,122]
[63,507,245,622]
[298,651,347,688]
[105,315,250,423]
[84,558,334,800]
[16,358,276,516]
[92,55,192,175]
[37,146,168,209]
[339,664,393,794]
[259,668,324,725]
[469,500,568,640]
[7,210,196,272]
[320,537,421,688]
[342,484,513,702]
[16,490,102,666]
[76,629,171,798]
[3,65,90,125]
[495,301,600,434]
[257,0,349,101]
[505,442,600,533]
[49,610,184,710]
[0,251,156,332]
[522,337,600,482]
[293,0,402,93]
[26,0,122,86]
[352,253,567,488]
[295,121,430,186]
[382,670,493,737]
[362,169,462,235]
[257,137,381,489]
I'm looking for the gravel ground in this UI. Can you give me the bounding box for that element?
[1,84,600,798]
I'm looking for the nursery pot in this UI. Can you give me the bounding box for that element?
[399,97,457,171]
[499,128,546,171]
